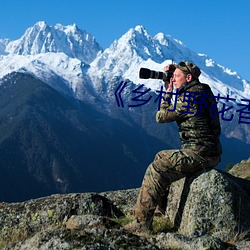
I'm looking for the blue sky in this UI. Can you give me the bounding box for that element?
[1,0,250,81]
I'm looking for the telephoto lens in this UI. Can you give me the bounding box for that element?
[139,68,167,80]
[139,65,176,82]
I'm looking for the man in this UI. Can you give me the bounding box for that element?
[124,61,222,233]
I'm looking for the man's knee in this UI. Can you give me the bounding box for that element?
[153,150,176,170]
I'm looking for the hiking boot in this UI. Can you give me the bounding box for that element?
[124,219,152,234]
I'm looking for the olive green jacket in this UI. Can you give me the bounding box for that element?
[156,80,222,157]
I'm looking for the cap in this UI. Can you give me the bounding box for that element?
[176,61,201,79]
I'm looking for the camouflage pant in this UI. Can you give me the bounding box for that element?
[134,149,220,222]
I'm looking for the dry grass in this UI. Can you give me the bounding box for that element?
[225,230,250,245]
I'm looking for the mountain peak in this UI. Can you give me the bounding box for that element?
[34,21,48,29]
[154,32,185,48]
[124,25,151,41]
[5,21,102,64]
[54,23,79,33]
[134,25,147,34]
[89,25,162,78]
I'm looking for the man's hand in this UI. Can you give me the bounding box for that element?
[163,65,174,92]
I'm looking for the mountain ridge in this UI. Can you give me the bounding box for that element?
[1,21,250,148]
[3,21,102,64]
[1,22,249,101]
[0,72,171,202]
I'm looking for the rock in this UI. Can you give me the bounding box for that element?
[229,158,250,180]
[165,169,250,241]
[100,188,140,215]
[4,228,161,250]
[0,193,124,248]
[1,168,250,249]
[65,214,120,230]
[235,240,250,250]
[156,232,228,250]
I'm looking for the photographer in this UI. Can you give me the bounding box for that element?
[125,61,222,233]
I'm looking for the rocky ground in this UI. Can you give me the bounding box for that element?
[0,168,250,249]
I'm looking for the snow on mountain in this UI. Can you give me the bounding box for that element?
[0,22,250,146]
[0,39,9,55]
[88,25,167,88]
[88,25,250,103]
[0,22,104,103]
[5,21,102,64]
[0,52,100,103]
[0,22,249,106]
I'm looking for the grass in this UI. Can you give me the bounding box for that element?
[112,216,134,227]
[225,230,250,245]
[113,214,174,235]
[152,216,174,234]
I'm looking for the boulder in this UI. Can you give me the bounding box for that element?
[0,193,124,248]
[165,169,250,241]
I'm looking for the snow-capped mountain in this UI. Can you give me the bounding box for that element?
[0,22,104,102]
[89,25,250,103]
[3,21,102,64]
[0,22,250,142]
[0,52,100,102]
[1,22,249,103]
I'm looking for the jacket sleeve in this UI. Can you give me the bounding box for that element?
[156,93,180,123]
[156,93,198,123]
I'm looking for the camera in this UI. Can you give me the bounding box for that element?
[139,65,176,82]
